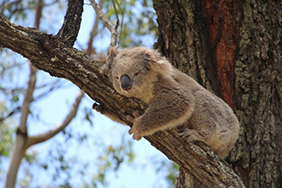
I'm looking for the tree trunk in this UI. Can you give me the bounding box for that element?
[153,0,282,187]
[0,0,281,187]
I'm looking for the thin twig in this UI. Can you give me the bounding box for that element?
[89,0,117,47]
[112,0,124,46]
[111,0,119,31]
[87,0,104,55]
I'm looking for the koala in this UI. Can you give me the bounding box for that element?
[101,47,240,159]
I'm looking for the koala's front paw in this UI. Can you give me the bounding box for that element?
[128,126,142,140]
[128,116,148,141]
[127,111,145,141]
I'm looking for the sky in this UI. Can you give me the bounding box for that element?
[0,1,174,188]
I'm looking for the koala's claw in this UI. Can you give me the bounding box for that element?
[128,127,142,141]
[132,134,142,140]
[180,129,203,143]
[132,110,142,118]
[92,103,106,114]
[126,115,135,122]
[128,128,134,135]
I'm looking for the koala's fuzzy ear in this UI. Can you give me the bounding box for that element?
[147,50,174,77]
[101,47,119,81]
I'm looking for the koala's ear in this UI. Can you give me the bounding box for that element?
[101,47,119,81]
[147,51,173,77]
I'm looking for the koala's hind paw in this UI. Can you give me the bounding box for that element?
[180,129,204,143]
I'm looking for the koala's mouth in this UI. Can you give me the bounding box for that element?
[121,87,136,96]
[124,89,133,94]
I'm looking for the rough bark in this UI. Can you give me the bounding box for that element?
[154,0,282,187]
[234,1,282,187]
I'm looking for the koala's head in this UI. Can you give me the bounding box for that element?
[102,47,173,103]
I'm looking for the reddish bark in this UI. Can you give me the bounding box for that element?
[203,0,239,108]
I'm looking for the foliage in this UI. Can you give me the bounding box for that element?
[105,0,157,47]
[0,121,14,183]
[89,0,157,49]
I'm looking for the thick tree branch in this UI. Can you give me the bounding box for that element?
[0,15,244,187]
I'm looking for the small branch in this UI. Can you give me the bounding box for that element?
[110,0,125,47]
[111,0,120,32]
[0,81,64,124]
[15,0,42,133]
[18,63,37,135]
[0,106,21,124]
[89,0,117,47]
[87,0,104,55]
[26,90,84,147]
[34,0,43,30]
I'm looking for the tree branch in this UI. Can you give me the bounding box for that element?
[89,0,117,47]
[17,0,43,135]
[26,90,84,147]
[87,0,104,55]
[0,15,244,187]
[55,0,84,46]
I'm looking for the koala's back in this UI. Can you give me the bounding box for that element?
[189,91,239,158]
[172,68,239,158]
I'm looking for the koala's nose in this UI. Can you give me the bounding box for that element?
[120,74,132,90]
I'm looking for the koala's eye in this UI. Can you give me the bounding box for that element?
[115,76,119,80]
[134,72,140,77]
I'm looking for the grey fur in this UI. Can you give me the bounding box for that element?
[102,47,240,159]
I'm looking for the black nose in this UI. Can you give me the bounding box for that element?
[120,74,132,90]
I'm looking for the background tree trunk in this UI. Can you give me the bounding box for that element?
[153,0,282,187]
